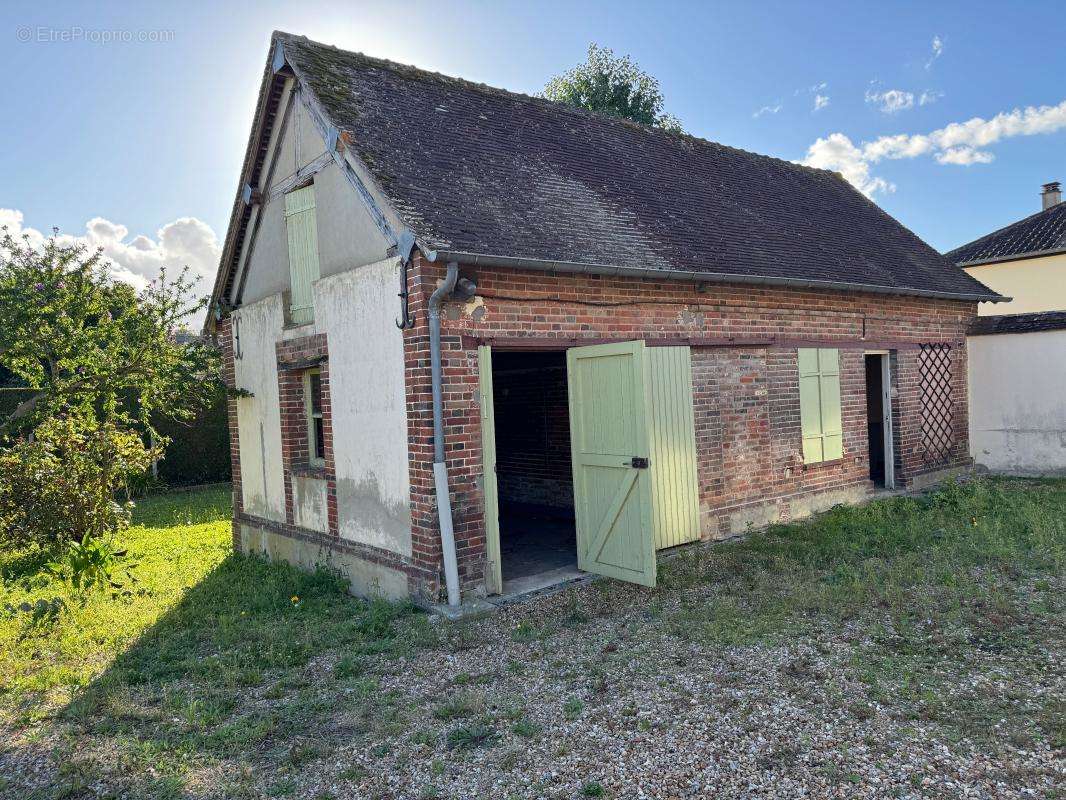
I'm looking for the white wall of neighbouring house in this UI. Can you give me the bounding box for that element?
[965,252,1066,316]
[968,329,1066,474]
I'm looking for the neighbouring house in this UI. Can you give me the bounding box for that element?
[948,181,1066,475]
[205,32,1002,607]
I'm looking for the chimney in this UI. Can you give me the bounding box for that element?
[1042,181,1062,210]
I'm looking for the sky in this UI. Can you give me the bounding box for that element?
[2,0,1064,309]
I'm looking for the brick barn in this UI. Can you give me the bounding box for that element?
[205,32,1003,609]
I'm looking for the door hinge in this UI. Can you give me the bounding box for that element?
[629,456,650,469]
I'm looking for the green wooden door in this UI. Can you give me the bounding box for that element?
[566,341,657,587]
[647,346,701,550]
[477,346,503,595]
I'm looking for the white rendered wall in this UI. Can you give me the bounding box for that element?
[231,259,411,554]
[232,295,287,521]
[314,260,412,554]
[968,330,1066,474]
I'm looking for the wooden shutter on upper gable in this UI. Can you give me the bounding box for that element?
[284,185,320,325]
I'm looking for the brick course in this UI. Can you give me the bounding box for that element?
[274,333,337,533]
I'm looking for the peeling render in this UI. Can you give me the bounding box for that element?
[233,296,287,522]
[314,261,412,555]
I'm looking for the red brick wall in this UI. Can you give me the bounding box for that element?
[274,334,338,533]
[402,253,976,600]
[218,317,243,550]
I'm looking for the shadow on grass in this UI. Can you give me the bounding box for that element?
[38,548,437,790]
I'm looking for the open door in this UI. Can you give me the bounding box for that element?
[566,341,657,587]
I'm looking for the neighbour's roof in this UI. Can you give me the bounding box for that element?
[947,201,1066,266]
[208,31,1002,326]
[969,310,1066,336]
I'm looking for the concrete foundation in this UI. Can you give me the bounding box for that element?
[238,522,409,600]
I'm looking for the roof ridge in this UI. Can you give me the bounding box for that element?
[272,30,838,183]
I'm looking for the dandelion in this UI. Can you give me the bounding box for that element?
[291,595,300,604]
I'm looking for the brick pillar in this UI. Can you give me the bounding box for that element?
[402,254,488,601]
[218,316,243,551]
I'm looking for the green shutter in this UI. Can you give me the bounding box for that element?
[646,346,700,550]
[798,348,842,464]
[285,186,319,325]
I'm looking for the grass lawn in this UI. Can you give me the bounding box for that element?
[0,478,1063,798]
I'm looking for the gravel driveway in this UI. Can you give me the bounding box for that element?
[300,584,1063,800]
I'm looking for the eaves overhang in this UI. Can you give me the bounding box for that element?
[423,248,1008,304]
[956,245,1066,269]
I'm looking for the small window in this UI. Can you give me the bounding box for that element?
[284,185,320,325]
[304,368,325,466]
[798,348,843,464]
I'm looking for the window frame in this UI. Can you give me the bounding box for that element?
[303,367,326,468]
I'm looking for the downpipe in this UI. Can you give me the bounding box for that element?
[429,262,461,607]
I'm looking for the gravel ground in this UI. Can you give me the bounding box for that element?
[2,573,1061,800]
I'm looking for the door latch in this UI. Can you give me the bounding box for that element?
[629,456,650,469]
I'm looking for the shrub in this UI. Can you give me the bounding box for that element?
[47,532,138,599]
[0,417,152,548]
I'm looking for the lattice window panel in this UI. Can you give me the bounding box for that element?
[918,343,954,466]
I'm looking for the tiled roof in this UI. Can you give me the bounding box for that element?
[947,201,1066,265]
[969,310,1066,336]
[259,33,1000,302]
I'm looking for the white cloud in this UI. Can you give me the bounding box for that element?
[919,90,943,106]
[926,35,944,69]
[801,133,895,196]
[0,209,221,326]
[753,103,782,118]
[865,88,915,114]
[813,94,830,112]
[801,98,1066,196]
[935,147,995,165]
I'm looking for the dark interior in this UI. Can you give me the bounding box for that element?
[491,351,577,585]
[865,354,886,486]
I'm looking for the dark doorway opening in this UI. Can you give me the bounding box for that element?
[865,354,887,486]
[491,351,578,592]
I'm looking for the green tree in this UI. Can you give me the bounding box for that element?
[0,228,221,546]
[542,43,683,132]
